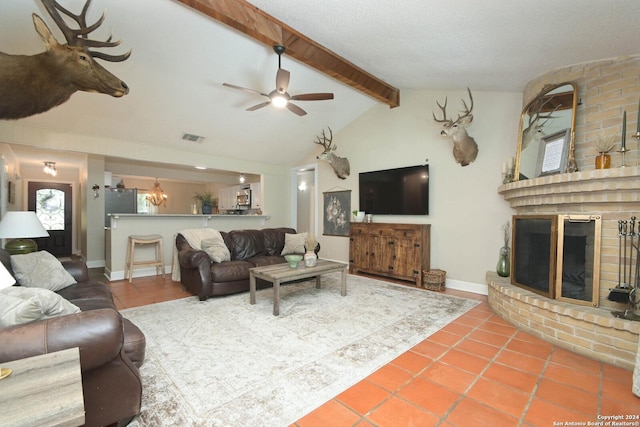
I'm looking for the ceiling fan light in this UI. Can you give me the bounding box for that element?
[272,95,288,108]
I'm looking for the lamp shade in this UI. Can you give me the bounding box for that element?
[0,212,49,255]
[0,211,49,238]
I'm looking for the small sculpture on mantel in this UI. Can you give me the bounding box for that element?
[432,88,479,166]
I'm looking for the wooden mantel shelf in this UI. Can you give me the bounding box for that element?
[498,166,640,210]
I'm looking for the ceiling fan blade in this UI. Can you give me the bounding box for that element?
[290,93,335,101]
[286,102,307,116]
[222,83,269,98]
[246,101,271,111]
[276,68,290,93]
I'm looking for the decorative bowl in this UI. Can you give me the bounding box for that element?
[284,254,303,268]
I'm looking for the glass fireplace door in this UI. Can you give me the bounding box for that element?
[511,214,601,307]
[556,215,601,307]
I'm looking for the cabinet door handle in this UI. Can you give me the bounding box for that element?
[388,241,395,245]
[414,243,421,248]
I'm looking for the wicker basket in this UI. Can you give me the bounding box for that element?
[423,269,446,291]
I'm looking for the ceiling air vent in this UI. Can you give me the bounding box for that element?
[181,133,205,143]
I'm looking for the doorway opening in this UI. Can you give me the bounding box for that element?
[291,164,318,237]
[28,182,73,257]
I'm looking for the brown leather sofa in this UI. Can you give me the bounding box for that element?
[177,227,316,300]
[0,249,145,427]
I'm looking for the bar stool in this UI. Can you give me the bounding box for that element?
[125,234,165,283]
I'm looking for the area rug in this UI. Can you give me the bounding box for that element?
[123,273,479,426]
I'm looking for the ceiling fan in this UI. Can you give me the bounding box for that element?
[223,45,334,116]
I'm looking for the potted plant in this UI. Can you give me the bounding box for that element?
[194,191,214,214]
[352,210,365,222]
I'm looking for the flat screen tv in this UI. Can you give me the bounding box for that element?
[359,165,429,215]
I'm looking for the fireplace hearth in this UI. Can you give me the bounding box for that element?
[493,168,640,368]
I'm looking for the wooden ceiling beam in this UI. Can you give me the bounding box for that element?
[176,0,400,108]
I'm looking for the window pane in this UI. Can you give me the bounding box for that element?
[36,189,64,230]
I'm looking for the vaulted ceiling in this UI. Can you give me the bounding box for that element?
[1,0,639,172]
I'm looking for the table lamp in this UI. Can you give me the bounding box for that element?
[0,211,50,255]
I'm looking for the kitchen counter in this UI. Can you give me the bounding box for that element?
[105,213,271,281]
[106,213,269,229]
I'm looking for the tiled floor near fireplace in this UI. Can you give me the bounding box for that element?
[107,272,640,427]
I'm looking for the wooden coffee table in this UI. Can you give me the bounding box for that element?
[250,259,348,316]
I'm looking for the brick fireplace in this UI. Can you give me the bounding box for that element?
[487,55,640,369]
[490,167,640,369]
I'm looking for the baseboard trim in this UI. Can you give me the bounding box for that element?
[446,279,488,295]
[86,260,105,269]
[106,266,171,281]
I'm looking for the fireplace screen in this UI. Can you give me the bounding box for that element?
[512,214,601,306]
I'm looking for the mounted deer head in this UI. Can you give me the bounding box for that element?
[521,97,561,151]
[0,0,131,120]
[432,88,479,166]
[314,127,350,180]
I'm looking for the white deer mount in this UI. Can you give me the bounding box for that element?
[432,88,479,166]
[314,127,350,180]
[521,96,561,151]
[0,0,131,120]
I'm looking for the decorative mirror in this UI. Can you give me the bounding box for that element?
[514,82,578,180]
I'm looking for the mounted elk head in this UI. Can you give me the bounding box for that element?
[314,127,350,180]
[0,0,131,120]
[432,88,479,166]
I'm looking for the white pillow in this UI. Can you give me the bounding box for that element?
[10,251,76,291]
[281,232,308,255]
[0,262,16,290]
[201,233,231,263]
[0,287,80,327]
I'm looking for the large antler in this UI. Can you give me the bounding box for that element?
[527,95,560,128]
[40,0,130,62]
[432,88,474,126]
[314,127,334,150]
[432,97,452,125]
[456,87,474,123]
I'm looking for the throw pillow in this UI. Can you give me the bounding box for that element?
[281,232,308,255]
[0,262,16,290]
[0,287,80,327]
[201,232,231,263]
[10,251,76,292]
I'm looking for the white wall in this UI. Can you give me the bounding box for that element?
[301,89,521,292]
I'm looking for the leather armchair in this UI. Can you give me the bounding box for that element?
[0,249,144,427]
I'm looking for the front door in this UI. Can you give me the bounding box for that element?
[28,182,73,257]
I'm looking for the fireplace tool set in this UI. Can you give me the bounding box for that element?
[610,216,640,320]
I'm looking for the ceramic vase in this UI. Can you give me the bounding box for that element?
[304,251,317,267]
[496,245,510,277]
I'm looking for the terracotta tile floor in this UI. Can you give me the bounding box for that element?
[105,272,640,427]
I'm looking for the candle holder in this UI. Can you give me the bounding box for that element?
[502,167,514,184]
[501,158,515,184]
[619,147,629,167]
